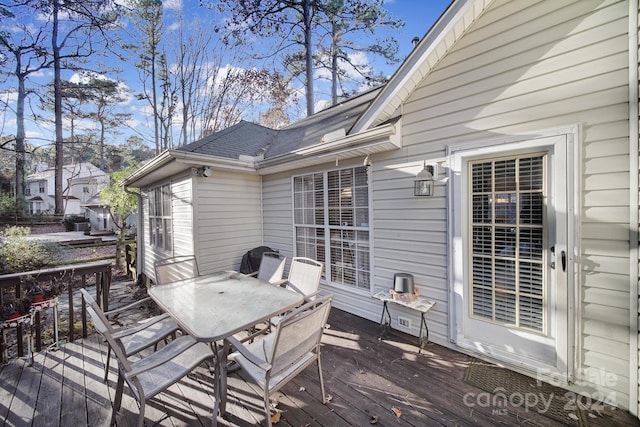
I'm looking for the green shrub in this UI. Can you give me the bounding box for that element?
[0,226,55,273]
[0,194,22,217]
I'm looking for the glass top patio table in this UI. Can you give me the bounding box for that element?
[148,270,303,341]
[148,270,304,425]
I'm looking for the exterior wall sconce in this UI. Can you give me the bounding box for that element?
[414,162,435,196]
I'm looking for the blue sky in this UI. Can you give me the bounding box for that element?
[1,0,452,151]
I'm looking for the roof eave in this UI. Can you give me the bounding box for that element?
[123,149,258,189]
[256,121,400,175]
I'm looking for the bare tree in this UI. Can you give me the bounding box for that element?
[163,14,296,142]
[0,5,52,208]
[59,76,132,168]
[317,0,403,105]
[123,0,164,154]
[213,0,318,117]
[32,0,119,215]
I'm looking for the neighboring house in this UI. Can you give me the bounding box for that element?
[82,194,139,235]
[25,162,108,217]
[123,0,640,417]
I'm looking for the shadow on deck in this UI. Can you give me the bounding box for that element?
[0,282,638,427]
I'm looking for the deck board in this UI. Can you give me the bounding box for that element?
[0,296,638,427]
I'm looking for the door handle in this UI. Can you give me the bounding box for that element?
[561,250,566,272]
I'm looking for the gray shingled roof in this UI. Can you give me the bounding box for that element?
[176,87,382,161]
[177,120,277,159]
[266,87,381,158]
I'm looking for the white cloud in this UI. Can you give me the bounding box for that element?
[163,0,182,12]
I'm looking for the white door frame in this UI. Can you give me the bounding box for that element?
[447,125,579,384]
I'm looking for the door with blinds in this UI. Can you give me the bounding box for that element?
[451,133,572,377]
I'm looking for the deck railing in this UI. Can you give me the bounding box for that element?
[0,260,112,362]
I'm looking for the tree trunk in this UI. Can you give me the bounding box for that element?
[15,71,26,211]
[331,17,338,106]
[303,0,314,116]
[52,0,64,216]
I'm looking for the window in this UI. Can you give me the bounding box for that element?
[469,154,546,332]
[38,182,45,193]
[293,167,370,290]
[25,187,31,196]
[148,184,172,251]
[29,202,41,215]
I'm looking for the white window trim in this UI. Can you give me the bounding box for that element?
[148,184,173,252]
[292,166,372,293]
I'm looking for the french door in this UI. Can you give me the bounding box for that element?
[450,133,574,378]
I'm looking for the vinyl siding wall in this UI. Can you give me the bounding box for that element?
[194,170,263,274]
[259,0,632,407]
[143,175,195,282]
[398,0,631,407]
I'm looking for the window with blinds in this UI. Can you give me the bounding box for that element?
[293,167,370,290]
[469,154,546,332]
[148,184,172,251]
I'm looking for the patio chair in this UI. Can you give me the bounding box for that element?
[81,288,214,427]
[80,289,180,383]
[284,257,323,300]
[268,257,324,329]
[227,295,333,427]
[251,252,287,285]
[98,256,198,380]
[154,255,199,285]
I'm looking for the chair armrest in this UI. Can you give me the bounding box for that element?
[111,313,171,339]
[104,296,153,317]
[271,279,287,287]
[303,290,321,302]
[226,335,271,370]
[127,335,200,377]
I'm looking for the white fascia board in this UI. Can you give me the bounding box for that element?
[257,122,399,175]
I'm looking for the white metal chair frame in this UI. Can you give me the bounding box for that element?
[227,295,333,427]
[81,288,214,427]
[101,255,200,379]
[252,252,287,285]
[267,257,324,330]
[284,257,323,300]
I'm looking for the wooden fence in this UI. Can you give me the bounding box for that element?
[0,260,112,363]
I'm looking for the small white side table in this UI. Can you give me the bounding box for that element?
[373,289,435,353]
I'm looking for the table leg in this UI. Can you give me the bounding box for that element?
[418,313,429,354]
[211,340,230,426]
[379,301,391,328]
[220,340,229,414]
[52,303,59,349]
[211,342,220,427]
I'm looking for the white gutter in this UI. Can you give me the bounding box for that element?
[628,0,639,416]
[169,149,259,172]
[122,150,174,186]
[123,149,258,188]
[257,122,399,174]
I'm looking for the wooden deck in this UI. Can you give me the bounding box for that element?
[1,302,638,426]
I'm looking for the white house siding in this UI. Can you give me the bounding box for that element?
[262,172,294,257]
[143,175,195,282]
[392,0,631,408]
[194,170,262,274]
[636,1,640,415]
